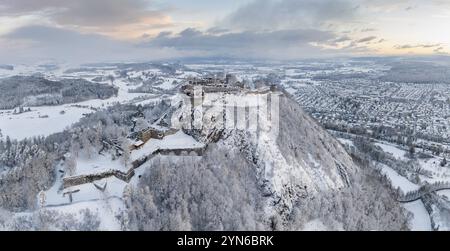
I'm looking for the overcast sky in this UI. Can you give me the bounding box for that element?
[0,0,449,64]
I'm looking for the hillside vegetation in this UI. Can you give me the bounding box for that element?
[0,76,118,109]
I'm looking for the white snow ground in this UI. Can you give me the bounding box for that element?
[0,105,92,140]
[302,219,328,231]
[403,201,432,231]
[378,163,419,193]
[375,142,408,160]
[131,130,205,160]
[377,163,430,230]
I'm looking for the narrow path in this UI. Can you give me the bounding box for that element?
[397,182,450,203]
[44,195,123,208]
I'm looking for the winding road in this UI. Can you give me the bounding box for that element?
[397,182,450,203]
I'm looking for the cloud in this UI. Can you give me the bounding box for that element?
[198,0,379,58]
[394,43,441,49]
[0,0,172,38]
[219,0,359,32]
[357,36,377,43]
[333,36,353,43]
[0,24,367,63]
[1,0,447,62]
[147,28,334,49]
[0,25,183,64]
[206,27,231,35]
[394,44,414,49]
[0,0,152,26]
[359,0,411,12]
[434,47,444,52]
[421,44,442,48]
[144,28,352,59]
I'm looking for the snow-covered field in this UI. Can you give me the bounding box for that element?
[403,201,432,231]
[375,142,408,160]
[418,157,450,184]
[0,104,92,140]
[378,163,419,193]
[336,135,441,231]
[377,163,431,230]
[0,78,145,140]
[36,159,128,230]
[1,63,218,229]
[374,163,431,230]
[74,155,128,176]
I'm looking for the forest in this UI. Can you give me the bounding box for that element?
[0,75,118,109]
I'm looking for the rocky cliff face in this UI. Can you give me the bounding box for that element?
[217,93,357,215]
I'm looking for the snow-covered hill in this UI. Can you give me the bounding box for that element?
[172,89,357,216]
[125,87,408,230]
[0,70,409,231]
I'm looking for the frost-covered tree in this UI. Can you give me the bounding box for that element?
[65,155,77,176]
[127,146,266,231]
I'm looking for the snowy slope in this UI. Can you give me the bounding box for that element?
[171,89,358,218]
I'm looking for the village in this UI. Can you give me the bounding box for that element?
[289,77,450,158]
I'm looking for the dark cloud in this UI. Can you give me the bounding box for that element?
[212,0,386,57]
[395,43,441,49]
[421,44,442,48]
[206,27,231,35]
[333,36,353,43]
[433,47,448,54]
[0,0,166,28]
[395,45,412,49]
[144,28,347,59]
[0,24,361,63]
[357,36,377,43]
[343,35,383,50]
[178,28,203,38]
[324,36,353,46]
[0,25,179,63]
[148,28,334,49]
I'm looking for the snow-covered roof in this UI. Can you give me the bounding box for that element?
[134,140,144,146]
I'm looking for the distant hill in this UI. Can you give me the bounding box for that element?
[380,62,450,84]
[0,75,118,109]
[0,65,14,71]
